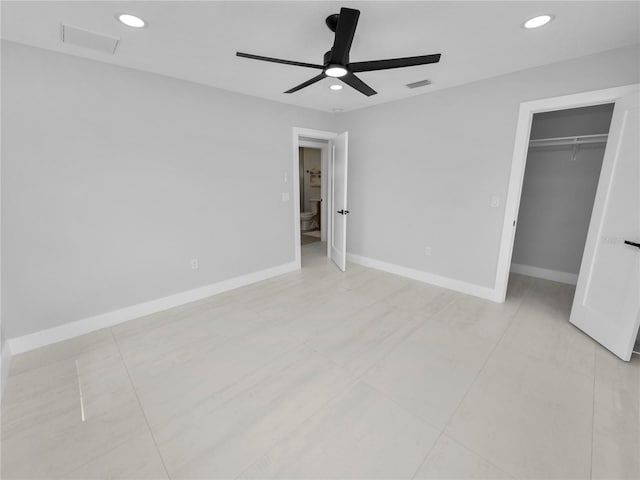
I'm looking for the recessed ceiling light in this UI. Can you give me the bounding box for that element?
[116,13,146,28]
[523,15,553,29]
[329,84,343,91]
[325,65,348,78]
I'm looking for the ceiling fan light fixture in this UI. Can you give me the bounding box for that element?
[523,14,553,29]
[117,13,146,28]
[329,84,343,91]
[325,65,348,78]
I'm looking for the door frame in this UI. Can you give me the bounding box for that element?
[292,127,338,268]
[494,84,640,302]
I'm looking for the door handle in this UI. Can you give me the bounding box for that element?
[624,240,640,249]
[337,209,350,215]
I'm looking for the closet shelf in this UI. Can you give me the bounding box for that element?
[529,133,608,148]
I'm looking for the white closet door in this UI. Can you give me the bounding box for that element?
[570,92,640,360]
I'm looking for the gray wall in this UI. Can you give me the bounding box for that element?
[1,41,332,339]
[511,105,614,274]
[335,45,639,288]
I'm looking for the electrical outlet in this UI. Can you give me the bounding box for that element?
[282,192,290,202]
[191,259,199,270]
[424,246,432,257]
[490,195,500,208]
[283,172,288,183]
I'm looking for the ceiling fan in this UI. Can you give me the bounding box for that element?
[236,7,441,97]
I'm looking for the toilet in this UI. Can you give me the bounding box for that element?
[300,211,315,231]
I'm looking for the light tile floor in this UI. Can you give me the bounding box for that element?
[2,242,639,479]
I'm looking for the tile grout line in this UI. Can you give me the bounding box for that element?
[409,430,515,480]
[444,282,534,425]
[296,294,465,465]
[362,362,511,478]
[409,430,445,480]
[232,372,364,479]
[143,341,318,476]
[106,327,348,480]
[352,293,462,383]
[447,434,516,479]
[434,281,535,479]
[109,328,173,480]
[360,379,449,479]
[441,278,595,480]
[363,379,444,431]
[299,296,453,434]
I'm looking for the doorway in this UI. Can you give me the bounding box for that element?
[291,127,350,272]
[299,144,326,247]
[496,85,639,299]
[509,103,614,285]
[495,84,640,360]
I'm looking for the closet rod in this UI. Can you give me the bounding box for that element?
[529,133,608,148]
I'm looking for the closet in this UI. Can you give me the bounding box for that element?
[510,103,615,284]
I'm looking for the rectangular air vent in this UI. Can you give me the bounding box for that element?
[406,79,432,89]
[61,24,119,54]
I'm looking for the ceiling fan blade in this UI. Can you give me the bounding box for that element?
[330,8,360,65]
[237,52,324,70]
[284,73,326,94]
[340,72,377,96]
[350,54,441,72]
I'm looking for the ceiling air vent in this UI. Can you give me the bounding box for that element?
[61,24,119,54]
[406,79,432,89]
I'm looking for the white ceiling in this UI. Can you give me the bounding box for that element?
[2,1,639,112]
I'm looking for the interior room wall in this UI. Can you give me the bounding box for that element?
[511,105,614,277]
[335,45,639,290]
[301,147,321,214]
[1,41,333,340]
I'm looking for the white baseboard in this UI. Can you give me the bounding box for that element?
[1,339,12,402]
[346,253,501,302]
[7,262,299,355]
[510,263,578,285]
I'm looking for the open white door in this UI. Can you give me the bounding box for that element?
[330,132,349,271]
[570,92,640,361]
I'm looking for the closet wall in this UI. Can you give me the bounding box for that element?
[511,104,615,281]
